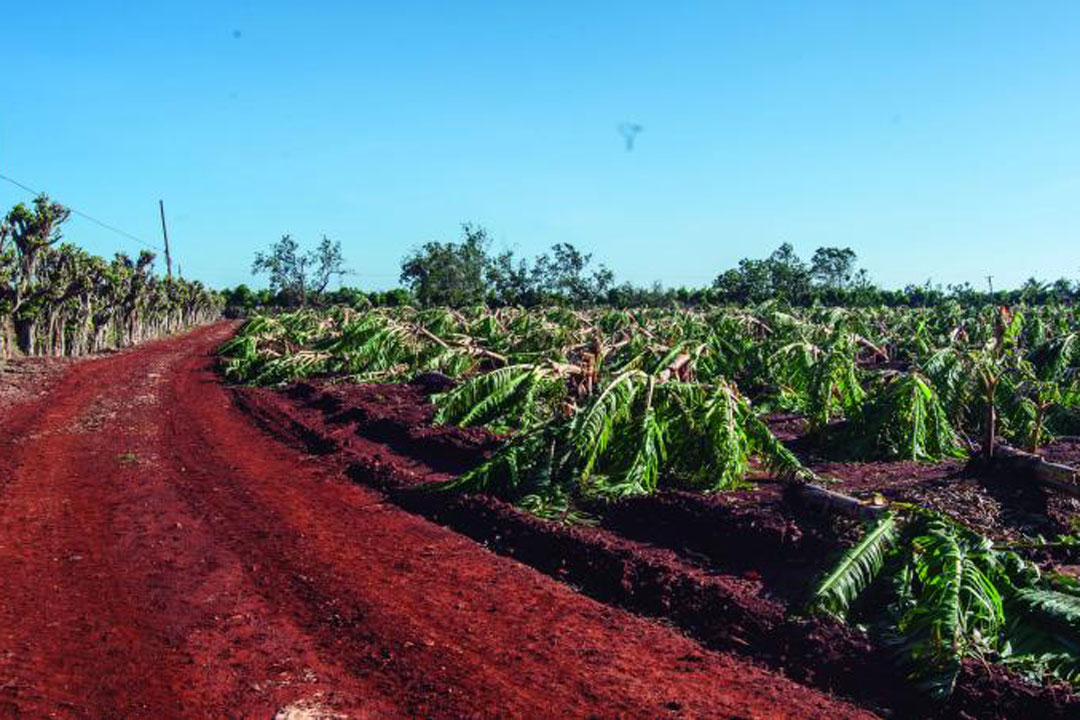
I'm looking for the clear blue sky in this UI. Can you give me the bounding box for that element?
[3,1,1079,291]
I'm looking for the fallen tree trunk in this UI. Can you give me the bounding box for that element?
[784,480,888,521]
[783,442,1080,526]
[987,445,1080,499]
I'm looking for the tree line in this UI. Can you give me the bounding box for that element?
[224,225,1080,312]
[0,196,223,357]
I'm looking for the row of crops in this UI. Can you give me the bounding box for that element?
[1,196,223,357]
[220,302,1080,699]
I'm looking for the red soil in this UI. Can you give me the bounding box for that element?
[0,323,872,719]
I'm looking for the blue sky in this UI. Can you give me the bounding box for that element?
[2,1,1079,291]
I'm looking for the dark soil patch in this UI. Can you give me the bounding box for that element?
[0,356,74,417]
[598,489,858,603]
[799,449,1079,549]
[288,381,500,473]
[1040,437,1080,469]
[767,413,1080,542]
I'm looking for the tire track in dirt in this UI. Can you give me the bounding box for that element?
[0,323,875,719]
[0,327,395,719]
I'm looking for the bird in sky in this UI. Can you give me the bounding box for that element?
[618,122,643,151]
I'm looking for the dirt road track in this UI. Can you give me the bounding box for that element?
[0,323,874,719]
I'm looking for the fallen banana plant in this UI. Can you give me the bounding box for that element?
[806,508,1080,700]
[432,363,809,507]
[842,372,968,461]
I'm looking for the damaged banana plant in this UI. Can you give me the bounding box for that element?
[807,509,1080,700]
[842,372,967,461]
[219,302,1080,466]
[432,345,808,517]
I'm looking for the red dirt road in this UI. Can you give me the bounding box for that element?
[0,324,874,719]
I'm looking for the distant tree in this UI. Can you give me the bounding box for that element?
[482,241,616,307]
[1019,277,1050,305]
[713,259,771,304]
[712,243,811,304]
[766,243,813,303]
[400,224,491,307]
[323,286,369,309]
[255,288,276,306]
[487,248,533,306]
[529,242,614,307]
[1050,278,1075,303]
[374,288,413,307]
[251,234,347,306]
[711,244,885,306]
[810,247,858,290]
[223,283,257,310]
[310,236,347,297]
[902,280,946,307]
[946,282,980,306]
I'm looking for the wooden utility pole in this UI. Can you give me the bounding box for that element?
[159,199,173,279]
[986,275,994,294]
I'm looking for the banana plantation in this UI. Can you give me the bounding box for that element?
[0,196,222,357]
[220,302,1080,464]
[220,301,1080,712]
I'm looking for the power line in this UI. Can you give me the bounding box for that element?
[0,173,37,196]
[0,173,163,252]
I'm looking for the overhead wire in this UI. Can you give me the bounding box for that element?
[0,172,163,252]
